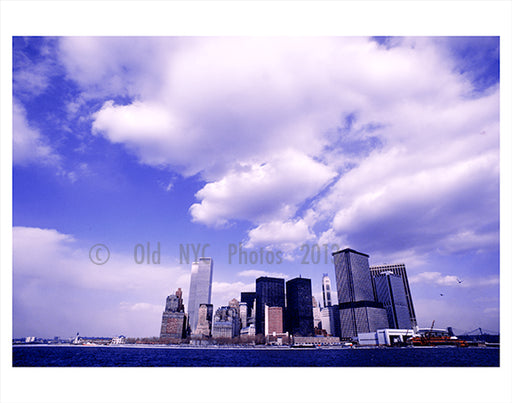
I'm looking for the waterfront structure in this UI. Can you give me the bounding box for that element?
[255,277,285,335]
[312,296,322,329]
[187,257,213,334]
[322,273,333,307]
[293,336,340,346]
[212,306,240,338]
[285,277,314,337]
[321,305,341,337]
[194,303,213,337]
[239,302,248,328]
[333,248,389,339]
[160,289,187,340]
[240,324,256,337]
[358,328,417,346]
[241,292,256,317]
[111,336,126,344]
[374,272,412,329]
[265,306,284,335]
[370,263,417,327]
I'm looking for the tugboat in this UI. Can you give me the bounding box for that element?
[409,321,468,347]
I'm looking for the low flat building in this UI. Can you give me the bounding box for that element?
[293,336,341,346]
[358,328,417,346]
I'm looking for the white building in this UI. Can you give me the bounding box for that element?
[322,273,332,307]
[312,296,322,329]
[111,336,126,344]
[239,302,248,328]
[358,328,417,346]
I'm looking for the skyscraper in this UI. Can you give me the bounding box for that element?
[370,263,417,327]
[195,303,213,337]
[160,289,186,340]
[241,292,256,317]
[285,277,314,337]
[322,273,332,307]
[187,257,213,334]
[321,305,340,337]
[212,305,240,338]
[255,277,285,335]
[333,248,389,339]
[239,302,248,328]
[265,306,284,336]
[374,272,412,329]
[312,296,322,329]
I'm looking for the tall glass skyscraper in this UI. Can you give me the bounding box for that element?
[322,273,332,307]
[285,277,314,337]
[374,272,412,329]
[332,248,389,339]
[187,257,213,334]
[370,263,417,327]
[255,277,285,335]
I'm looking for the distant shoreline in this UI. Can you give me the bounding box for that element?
[12,343,498,350]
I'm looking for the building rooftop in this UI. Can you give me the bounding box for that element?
[331,248,369,258]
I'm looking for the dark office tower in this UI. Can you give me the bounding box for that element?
[322,273,332,307]
[255,277,285,335]
[241,292,256,317]
[285,277,314,337]
[187,258,213,334]
[333,248,389,339]
[374,272,412,329]
[370,264,417,327]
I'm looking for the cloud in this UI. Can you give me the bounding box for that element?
[13,37,60,99]
[211,281,254,308]
[189,151,336,227]
[58,37,499,255]
[313,88,499,256]
[13,101,58,166]
[13,226,190,337]
[245,218,316,251]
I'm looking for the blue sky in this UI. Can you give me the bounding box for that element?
[12,36,500,338]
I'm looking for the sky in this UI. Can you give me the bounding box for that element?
[12,36,500,338]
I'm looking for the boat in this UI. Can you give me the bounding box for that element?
[409,320,468,347]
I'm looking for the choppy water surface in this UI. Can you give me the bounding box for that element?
[13,345,499,367]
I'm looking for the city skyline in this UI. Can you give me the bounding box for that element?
[12,36,500,338]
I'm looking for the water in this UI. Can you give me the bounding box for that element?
[12,345,499,367]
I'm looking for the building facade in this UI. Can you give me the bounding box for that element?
[370,263,417,327]
[212,305,240,338]
[321,305,341,337]
[265,306,284,335]
[312,296,322,329]
[285,277,314,337]
[187,257,213,334]
[241,292,256,317]
[333,248,389,339]
[160,289,186,340]
[374,272,412,329]
[239,302,248,329]
[322,273,333,307]
[255,277,285,335]
[194,303,214,337]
